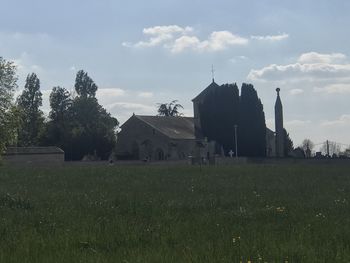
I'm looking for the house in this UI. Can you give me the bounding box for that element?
[3,147,65,164]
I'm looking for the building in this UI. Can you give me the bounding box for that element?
[3,147,65,164]
[116,81,283,160]
[116,115,214,161]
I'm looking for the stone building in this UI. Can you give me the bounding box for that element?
[116,115,214,161]
[116,81,284,160]
[3,147,65,164]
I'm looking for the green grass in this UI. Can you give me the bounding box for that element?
[1,164,350,262]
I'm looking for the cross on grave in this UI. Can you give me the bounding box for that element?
[229,150,234,158]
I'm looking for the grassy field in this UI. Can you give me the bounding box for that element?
[1,163,350,262]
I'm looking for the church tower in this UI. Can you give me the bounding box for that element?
[275,88,285,157]
[192,79,220,139]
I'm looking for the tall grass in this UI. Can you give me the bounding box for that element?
[0,164,350,262]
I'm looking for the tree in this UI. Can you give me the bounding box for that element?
[284,128,294,156]
[17,73,45,146]
[238,83,266,157]
[66,70,119,160]
[157,100,183,116]
[320,141,341,157]
[199,83,239,153]
[43,87,72,149]
[74,70,98,98]
[49,86,72,121]
[301,138,314,155]
[0,57,18,155]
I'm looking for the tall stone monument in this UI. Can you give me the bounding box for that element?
[275,88,285,157]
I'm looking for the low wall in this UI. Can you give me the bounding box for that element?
[3,153,65,165]
[214,157,350,165]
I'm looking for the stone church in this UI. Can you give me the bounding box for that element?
[116,80,284,161]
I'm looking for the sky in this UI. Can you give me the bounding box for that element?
[1,0,350,149]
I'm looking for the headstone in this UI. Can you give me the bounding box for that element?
[228,150,234,158]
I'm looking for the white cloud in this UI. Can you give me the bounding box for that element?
[248,52,350,83]
[251,33,289,41]
[314,83,350,94]
[298,52,347,64]
[97,88,126,98]
[124,25,249,53]
[138,92,153,98]
[197,31,248,52]
[123,25,193,48]
[171,36,201,53]
[321,115,350,126]
[143,25,193,36]
[171,31,248,53]
[289,89,304,95]
[96,88,126,106]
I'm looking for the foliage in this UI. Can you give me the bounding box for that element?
[49,86,72,121]
[199,83,239,154]
[74,70,98,98]
[301,138,315,153]
[17,73,45,146]
[157,100,183,116]
[320,141,341,157]
[284,128,294,156]
[1,164,350,262]
[43,87,73,151]
[43,71,119,160]
[0,57,18,155]
[68,96,118,160]
[238,83,266,157]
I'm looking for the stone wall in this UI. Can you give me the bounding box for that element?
[3,153,64,165]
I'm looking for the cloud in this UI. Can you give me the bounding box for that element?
[138,92,153,98]
[314,83,350,94]
[298,52,347,64]
[321,114,350,126]
[171,31,248,53]
[248,52,350,83]
[289,89,304,95]
[251,33,289,41]
[96,88,126,106]
[124,25,249,53]
[122,25,193,48]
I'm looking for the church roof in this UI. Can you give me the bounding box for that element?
[135,115,195,140]
[192,80,220,102]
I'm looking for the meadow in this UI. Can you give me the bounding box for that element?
[1,163,350,262]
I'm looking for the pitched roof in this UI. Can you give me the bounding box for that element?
[192,80,220,102]
[4,147,64,155]
[135,115,195,140]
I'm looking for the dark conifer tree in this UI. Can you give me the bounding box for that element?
[200,83,239,153]
[238,83,266,157]
[284,128,294,156]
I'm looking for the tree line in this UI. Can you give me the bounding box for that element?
[0,57,118,160]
